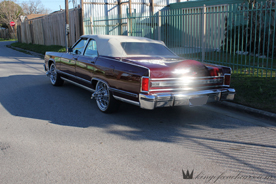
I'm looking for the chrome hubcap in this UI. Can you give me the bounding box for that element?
[95,82,110,111]
[49,64,57,84]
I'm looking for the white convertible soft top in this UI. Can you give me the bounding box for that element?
[81,35,167,57]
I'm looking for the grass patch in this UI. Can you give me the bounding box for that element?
[180,51,276,78]
[0,38,17,41]
[6,45,32,55]
[10,42,65,55]
[231,74,276,113]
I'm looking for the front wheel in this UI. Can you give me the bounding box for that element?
[94,81,120,113]
[49,63,64,86]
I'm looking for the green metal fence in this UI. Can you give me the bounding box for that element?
[84,1,276,78]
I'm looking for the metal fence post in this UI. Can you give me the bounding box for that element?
[90,17,94,35]
[158,11,161,40]
[201,4,206,63]
[127,17,129,36]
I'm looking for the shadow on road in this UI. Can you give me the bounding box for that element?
[1,74,276,179]
[0,75,241,130]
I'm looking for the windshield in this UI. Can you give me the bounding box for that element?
[121,42,176,56]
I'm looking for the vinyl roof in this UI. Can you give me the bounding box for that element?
[81,35,166,57]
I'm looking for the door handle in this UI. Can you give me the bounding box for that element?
[90,58,97,64]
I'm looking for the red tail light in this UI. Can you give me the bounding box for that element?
[224,74,231,86]
[209,67,219,76]
[142,77,149,91]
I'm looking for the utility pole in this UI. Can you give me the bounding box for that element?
[118,0,123,35]
[129,0,132,36]
[151,0,154,15]
[65,0,70,51]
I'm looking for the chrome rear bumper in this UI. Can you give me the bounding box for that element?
[139,88,235,110]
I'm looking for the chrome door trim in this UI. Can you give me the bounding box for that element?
[60,77,95,92]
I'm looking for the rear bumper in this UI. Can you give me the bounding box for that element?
[139,88,235,110]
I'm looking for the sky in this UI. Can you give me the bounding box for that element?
[15,0,76,13]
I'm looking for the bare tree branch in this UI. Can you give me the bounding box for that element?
[21,0,51,15]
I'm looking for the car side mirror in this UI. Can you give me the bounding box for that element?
[68,48,73,53]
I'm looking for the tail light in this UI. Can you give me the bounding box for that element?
[224,74,231,86]
[209,67,219,76]
[141,77,149,92]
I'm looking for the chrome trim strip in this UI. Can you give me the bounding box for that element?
[150,79,223,87]
[149,85,223,92]
[113,95,140,106]
[57,70,91,84]
[61,77,95,92]
[154,89,225,96]
[109,88,138,98]
[150,76,224,81]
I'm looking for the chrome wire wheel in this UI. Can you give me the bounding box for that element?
[49,63,57,85]
[95,82,110,112]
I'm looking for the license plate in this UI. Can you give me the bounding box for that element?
[189,96,209,106]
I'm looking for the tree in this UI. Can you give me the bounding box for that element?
[21,0,51,15]
[0,0,23,29]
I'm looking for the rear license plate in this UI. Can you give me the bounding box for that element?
[189,96,209,106]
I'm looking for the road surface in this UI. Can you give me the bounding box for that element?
[1,41,276,184]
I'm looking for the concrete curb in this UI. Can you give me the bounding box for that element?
[218,101,276,121]
[8,45,44,58]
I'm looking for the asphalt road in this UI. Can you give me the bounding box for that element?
[1,41,276,184]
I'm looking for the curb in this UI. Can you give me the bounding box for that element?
[7,45,44,58]
[218,101,276,121]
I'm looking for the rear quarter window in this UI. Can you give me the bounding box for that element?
[121,42,176,56]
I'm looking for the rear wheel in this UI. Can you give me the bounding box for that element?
[95,81,120,113]
[49,63,64,86]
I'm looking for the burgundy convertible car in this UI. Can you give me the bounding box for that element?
[44,35,235,113]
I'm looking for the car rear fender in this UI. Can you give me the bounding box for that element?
[91,78,110,91]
